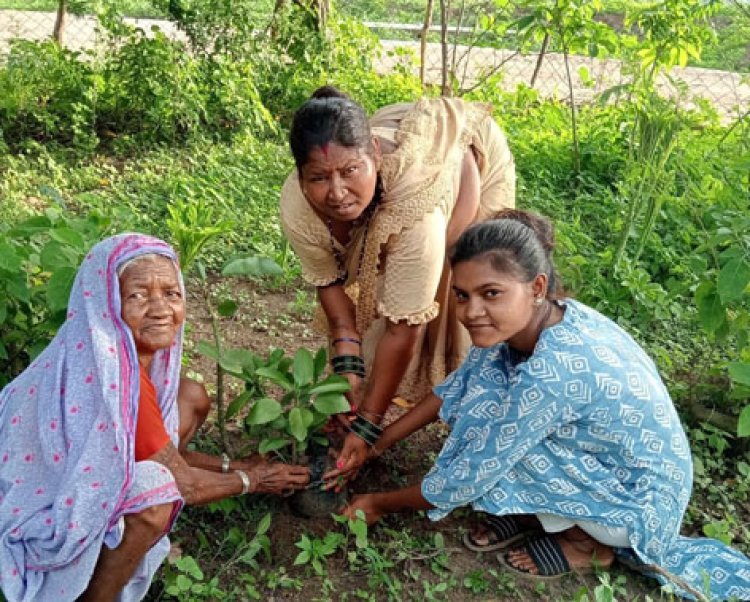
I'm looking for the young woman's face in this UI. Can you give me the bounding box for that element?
[452,256,543,349]
[299,141,380,223]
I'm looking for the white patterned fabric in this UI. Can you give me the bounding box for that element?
[422,299,750,600]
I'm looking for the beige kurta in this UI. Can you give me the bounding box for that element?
[280,98,515,402]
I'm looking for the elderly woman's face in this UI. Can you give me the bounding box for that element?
[119,255,185,357]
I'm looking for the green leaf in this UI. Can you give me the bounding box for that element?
[220,348,257,372]
[309,375,350,395]
[176,575,192,591]
[196,340,221,361]
[313,347,327,380]
[226,391,252,419]
[288,407,308,442]
[258,438,288,454]
[292,348,314,387]
[255,367,294,390]
[46,267,77,312]
[218,298,238,317]
[222,256,282,278]
[293,550,310,565]
[247,397,283,425]
[49,227,85,250]
[695,282,726,334]
[0,241,22,272]
[738,406,750,438]
[728,362,750,387]
[717,258,750,303]
[40,241,79,271]
[256,513,272,536]
[0,299,7,325]
[313,392,350,415]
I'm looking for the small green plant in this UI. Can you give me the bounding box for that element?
[162,555,226,599]
[219,346,351,463]
[293,531,346,576]
[462,569,490,595]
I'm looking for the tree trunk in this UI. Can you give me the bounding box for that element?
[529,32,549,88]
[420,0,435,87]
[562,43,580,173]
[439,0,450,96]
[53,0,68,45]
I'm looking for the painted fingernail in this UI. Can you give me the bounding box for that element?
[350,404,357,412]
[336,459,345,469]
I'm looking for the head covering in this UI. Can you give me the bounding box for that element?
[0,233,184,601]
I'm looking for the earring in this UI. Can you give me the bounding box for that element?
[534,297,544,306]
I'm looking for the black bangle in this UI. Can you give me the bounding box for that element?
[349,414,383,446]
[332,355,366,377]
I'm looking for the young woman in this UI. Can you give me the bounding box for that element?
[280,86,515,479]
[343,210,750,600]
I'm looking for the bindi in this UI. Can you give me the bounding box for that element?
[320,143,329,158]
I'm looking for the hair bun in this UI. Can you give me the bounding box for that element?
[310,85,350,100]
[492,208,555,254]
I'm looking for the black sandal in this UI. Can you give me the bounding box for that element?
[498,534,596,580]
[462,515,532,552]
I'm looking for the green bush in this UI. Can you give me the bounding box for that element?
[0,207,111,386]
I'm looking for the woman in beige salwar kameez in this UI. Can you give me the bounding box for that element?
[280,87,515,480]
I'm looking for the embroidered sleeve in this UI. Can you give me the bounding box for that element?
[279,173,341,286]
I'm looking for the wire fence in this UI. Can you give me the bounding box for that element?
[1,9,748,120]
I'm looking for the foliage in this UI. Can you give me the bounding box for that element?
[219,346,351,463]
[0,204,110,386]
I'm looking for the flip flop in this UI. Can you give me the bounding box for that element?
[462,515,532,552]
[498,534,599,581]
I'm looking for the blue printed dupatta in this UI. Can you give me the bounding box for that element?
[0,234,185,602]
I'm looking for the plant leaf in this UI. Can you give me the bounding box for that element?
[196,340,221,362]
[288,407,308,442]
[695,282,726,334]
[717,258,750,303]
[738,406,750,438]
[0,241,22,272]
[258,438,288,454]
[728,362,750,387]
[247,397,283,425]
[292,348,314,387]
[222,256,282,278]
[313,392,350,415]
[220,349,257,372]
[46,267,77,312]
[218,299,238,317]
[309,375,351,395]
[313,347,327,380]
[255,367,294,390]
[256,513,272,536]
[226,391,252,419]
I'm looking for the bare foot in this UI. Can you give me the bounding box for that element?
[505,527,614,575]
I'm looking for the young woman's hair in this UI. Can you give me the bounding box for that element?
[449,209,563,298]
[289,86,373,170]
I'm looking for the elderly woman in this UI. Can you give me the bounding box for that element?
[281,86,515,479]
[0,234,309,602]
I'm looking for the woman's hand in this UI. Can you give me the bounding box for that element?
[323,433,370,487]
[246,459,310,494]
[343,493,384,526]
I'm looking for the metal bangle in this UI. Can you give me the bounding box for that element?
[235,469,251,495]
[221,452,231,474]
[332,337,362,346]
